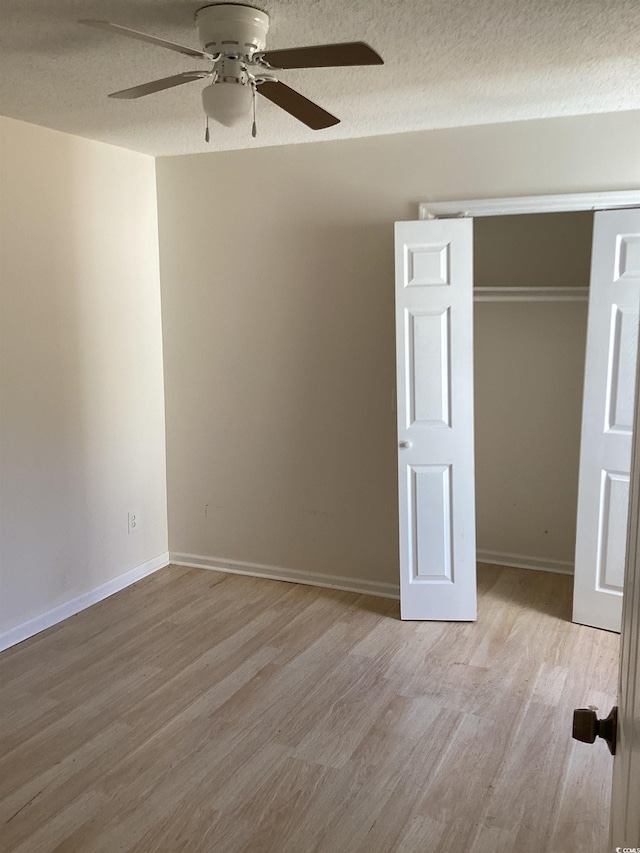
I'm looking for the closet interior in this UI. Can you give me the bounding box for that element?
[472,211,594,578]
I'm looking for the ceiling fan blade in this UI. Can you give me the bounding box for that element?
[259,42,383,70]
[257,81,339,130]
[79,19,213,60]
[109,71,210,100]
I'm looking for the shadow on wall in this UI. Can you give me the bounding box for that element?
[1,135,92,625]
[0,121,167,633]
[163,220,402,584]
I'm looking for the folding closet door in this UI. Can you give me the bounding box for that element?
[574,208,640,632]
[394,219,476,620]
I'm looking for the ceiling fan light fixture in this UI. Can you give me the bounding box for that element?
[202,80,253,126]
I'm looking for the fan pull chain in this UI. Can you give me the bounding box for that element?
[251,84,257,138]
[205,116,210,143]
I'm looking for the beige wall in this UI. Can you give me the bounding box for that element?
[474,212,593,289]
[156,111,640,587]
[0,117,168,634]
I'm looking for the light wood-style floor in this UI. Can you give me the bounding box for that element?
[0,564,619,852]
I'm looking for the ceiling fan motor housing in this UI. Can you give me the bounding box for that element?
[195,4,270,58]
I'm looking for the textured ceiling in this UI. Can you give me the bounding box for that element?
[1,0,639,157]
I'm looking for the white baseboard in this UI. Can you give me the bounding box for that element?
[476,549,574,576]
[170,552,401,600]
[0,546,570,653]
[0,551,170,652]
[170,549,572,604]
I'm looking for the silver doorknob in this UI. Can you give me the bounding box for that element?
[399,440,412,449]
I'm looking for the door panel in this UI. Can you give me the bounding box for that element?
[573,208,640,632]
[410,463,453,581]
[407,309,451,426]
[606,305,638,432]
[395,220,476,621]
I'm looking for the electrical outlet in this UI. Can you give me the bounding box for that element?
[128,512,139,534]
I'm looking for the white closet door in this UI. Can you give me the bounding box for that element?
[395,219,476,621]
[573,208,640,632]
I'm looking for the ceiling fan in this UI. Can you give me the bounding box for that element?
[80,4,383,138]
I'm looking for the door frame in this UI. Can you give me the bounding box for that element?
[611,311,640,846]
[420,192,640,308]
[419,190,640,220]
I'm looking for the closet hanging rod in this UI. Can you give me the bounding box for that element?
[473,286,588,302]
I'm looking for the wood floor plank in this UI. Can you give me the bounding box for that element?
[548,737,613,852]
[0,665,163,801]
[1,722,131,849]
[0,567,211,688]
[10,791,107,853]
[0,563,618,853]
[395,816,449,852]
[414,711,518,831]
